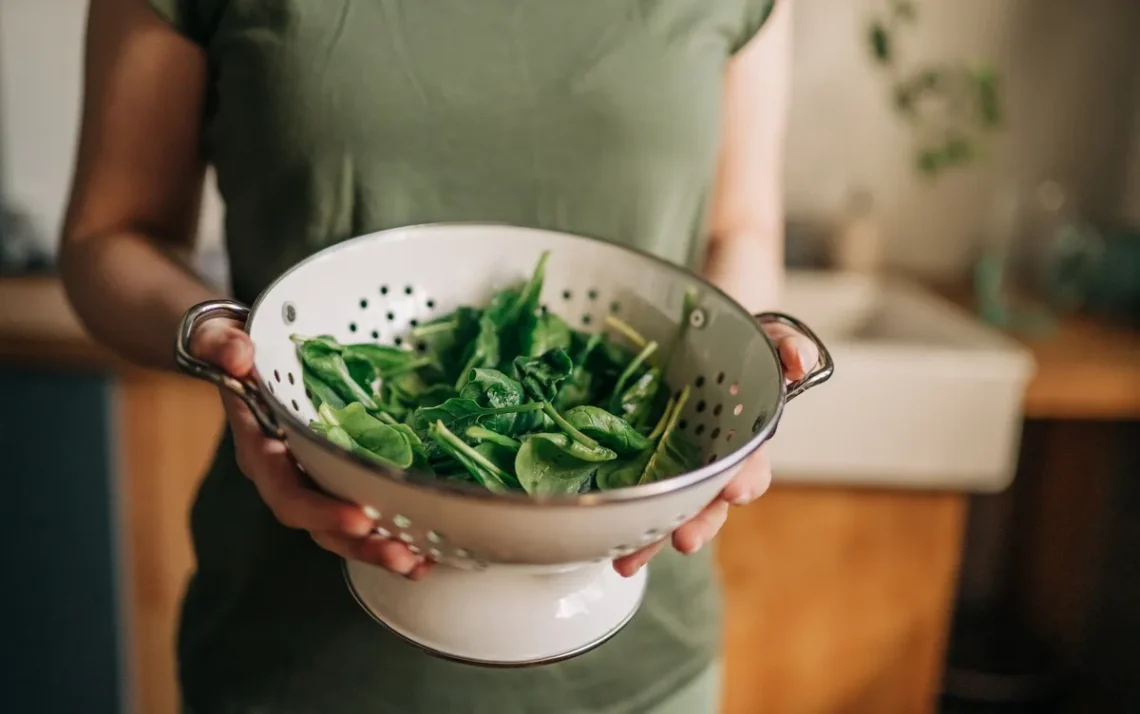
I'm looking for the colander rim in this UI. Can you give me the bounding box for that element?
[248,221,787,507]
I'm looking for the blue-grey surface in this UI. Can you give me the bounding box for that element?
[0,371,124,714]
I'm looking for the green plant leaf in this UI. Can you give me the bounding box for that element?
[318,402,413,469]
[428,420,516,492]
[459,368,530,433]
[515,435,599,496]
[563,405,652,455]
[519,311,573,358]
[512,349,574,403]
[293,335,378,410]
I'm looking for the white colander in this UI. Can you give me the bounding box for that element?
[175,223,833,666]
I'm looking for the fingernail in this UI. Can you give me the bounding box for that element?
[681,537,703,555]
[798,345,816,371]
[363,505,380,520]
[728,490,753,506]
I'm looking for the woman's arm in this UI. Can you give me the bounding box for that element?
[614,1,808,574]
[703,0,793,312]
[60,0,219,371]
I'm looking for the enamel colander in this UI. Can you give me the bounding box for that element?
[175,223,833,667]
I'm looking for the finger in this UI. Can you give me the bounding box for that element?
[672,499,730,555]
[313,532,424,575]
[612,538,667,578]
[720,447,772,506]
[244,448,374,537]
[776,335,818,382]
[191,318,255,377]
[406,559,434,581]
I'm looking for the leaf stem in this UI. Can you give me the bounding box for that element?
[465,426,521,450]
[410,320,457,338]
[612,341,658,401]
[541,402,600,451]
[638,386,691,486]
[378,356,434,380]
[430,420,512,484]
[604,315,648,348]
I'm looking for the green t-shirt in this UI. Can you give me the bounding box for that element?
[147,1,774,711]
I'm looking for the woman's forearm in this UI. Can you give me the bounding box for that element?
[702,227,785,314]
[59,232,221,372]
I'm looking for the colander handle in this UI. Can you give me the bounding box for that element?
[175,299,284,440]
[754,312,835,402]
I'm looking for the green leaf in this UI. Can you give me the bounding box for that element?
[458,368,529,433]
[515,436,599,496]
[594,389,702,491]
[563,406,652,455]
[293,335,378,410]
[319,402,413,469]
[512,350,574,403]
[528,432,616,463]
[410,397,543,436]
[615,369,662,428]
[504,251,550,326]
[428,420,516,492]
[455,315,501,390]
[519,311,573,358]
[302,370,346,411]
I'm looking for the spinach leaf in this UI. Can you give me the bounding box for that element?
[519,311,573,358]
[502,251,549,326]
[342,343,419,373]
[459,369,529,433]
[563,405,651,454]
[302,370,347,411]
[616,369,663,428]
[428,420,516,493]
[455,315,501,390]
[594,388,702,490]
[609,340,658,414]
[512,350,574,402]
[527,432,616,463]
[515,435,599,496]
[318,402,414,469]
[292,335,378,410]
[410,397,543,436]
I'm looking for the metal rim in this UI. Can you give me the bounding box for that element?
[341,561,645,668]
[215,222,824,506]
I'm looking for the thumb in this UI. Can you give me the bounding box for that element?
[191,319,255,378]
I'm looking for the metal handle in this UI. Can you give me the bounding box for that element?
[754,312,835,402]
[175,299,284,439]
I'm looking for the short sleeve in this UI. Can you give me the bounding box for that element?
[144,0,224,47]
[730,0,778,54]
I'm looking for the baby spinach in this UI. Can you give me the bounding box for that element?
[292,253,709,496]
[515,435,600,496]
[513,350,574,403]
[563,405,651,454]
[292,334,378,411]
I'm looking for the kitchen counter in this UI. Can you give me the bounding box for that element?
[932,284,1140,420]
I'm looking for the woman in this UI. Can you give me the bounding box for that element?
[61,0,812,711]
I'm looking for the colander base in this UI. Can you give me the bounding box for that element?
[343,560,647,667]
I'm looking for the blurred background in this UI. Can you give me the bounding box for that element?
[1,0,1137,713]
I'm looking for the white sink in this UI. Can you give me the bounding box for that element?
[768,271,1035,493]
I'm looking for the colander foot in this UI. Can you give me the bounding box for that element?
[343,560,647,667]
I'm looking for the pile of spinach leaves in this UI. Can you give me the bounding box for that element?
[291,252,703,496]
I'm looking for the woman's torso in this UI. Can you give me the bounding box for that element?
[158,1,774,711]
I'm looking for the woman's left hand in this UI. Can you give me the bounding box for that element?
[612,321,820,577]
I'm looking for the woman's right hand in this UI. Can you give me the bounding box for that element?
[191,318,432,580]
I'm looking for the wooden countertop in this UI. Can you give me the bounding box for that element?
[3,275,1139,419]
[932,285,1140,421]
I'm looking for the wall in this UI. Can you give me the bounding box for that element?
[2,0,1139,280]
